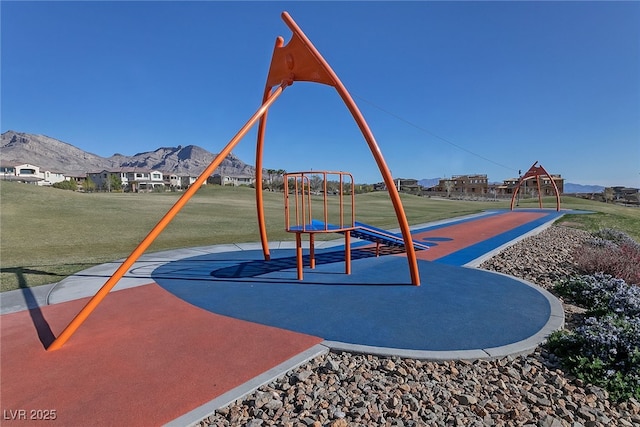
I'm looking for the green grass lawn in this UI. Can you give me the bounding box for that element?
[1,181,638,291]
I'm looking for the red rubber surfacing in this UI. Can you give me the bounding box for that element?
[1,283,322,426]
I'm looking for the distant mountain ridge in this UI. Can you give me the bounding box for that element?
[418,178,440,188]
[0,130,255,177]
[0,131,614,191]
[563,183,605,194]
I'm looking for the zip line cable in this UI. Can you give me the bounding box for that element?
[353,93,518,173]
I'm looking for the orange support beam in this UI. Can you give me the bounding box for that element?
[48,83,289,351]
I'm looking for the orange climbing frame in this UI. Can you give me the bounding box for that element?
[284,171,355,280]
[48,11,420,351]
[510,161,561,211]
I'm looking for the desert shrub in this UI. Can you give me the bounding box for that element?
[593,228,639,246]
[52,180,77,191]
[555,273,640,317]
[550,274,640,401]
[574,228,640,284]
[547,315,640,401]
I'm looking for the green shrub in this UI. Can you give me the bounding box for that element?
[52,180,77,191]
[549,273,640,401]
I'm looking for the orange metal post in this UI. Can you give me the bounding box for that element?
[256,36,289,263]
[551,175,561,211]
[255,86,278,262]
[301,177,307,229]
[296,233,303,280]
[338,174,343,227]
[536,177,542,208]
[324,173,330,226]
[345,231,351,275]
[309,233,315,269]
[283,185,290,230]
[510,185,521,211]
[305,176,312,226]
[48,83,288,351]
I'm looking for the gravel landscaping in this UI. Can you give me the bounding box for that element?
[198,225,639,427]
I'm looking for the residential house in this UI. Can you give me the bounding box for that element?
[372,178,421,193]
[0,161,66,185]
[164,173,200,190]
[612,187,640,204]
[65,173,89,190]
[88,168,165,192]
[208,174,255,187]
[395,178,421,193]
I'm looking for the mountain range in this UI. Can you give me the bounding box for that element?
[0,131,610,192]
[0,130,255,177]
[562,183,605,194]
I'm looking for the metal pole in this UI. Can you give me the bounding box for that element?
[48,83,288,351]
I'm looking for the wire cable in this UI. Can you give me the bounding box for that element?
[353,93,518,173]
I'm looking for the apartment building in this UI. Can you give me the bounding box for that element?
[435,174,489,195]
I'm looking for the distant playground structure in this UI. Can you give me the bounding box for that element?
[510,161,561,211]
[48,12,423,350]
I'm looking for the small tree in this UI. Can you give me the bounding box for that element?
[109,174,122,192]
[309,174,323,193]
[444,180,454,198]
[264,168,276,191]
[325,180,339,195]
[83,177,96,192]
[273,169,286,192]
[603,187,615,203]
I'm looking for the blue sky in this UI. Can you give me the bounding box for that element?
[2,1,639,187]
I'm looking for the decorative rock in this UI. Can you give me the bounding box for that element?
[196,226,631,427]
[538,415,564,427]
[455,394,478,405]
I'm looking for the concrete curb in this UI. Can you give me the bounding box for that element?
[166,344,330,427]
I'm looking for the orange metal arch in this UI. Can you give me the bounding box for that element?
[255,12,421,286]
[510,161,561,211]
[48,11,421,351]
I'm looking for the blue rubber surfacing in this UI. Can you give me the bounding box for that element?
[151,209,572,353]
[153,253,549,351]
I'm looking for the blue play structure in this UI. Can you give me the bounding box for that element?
[289,219,430,252]
[351,221,430,251]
